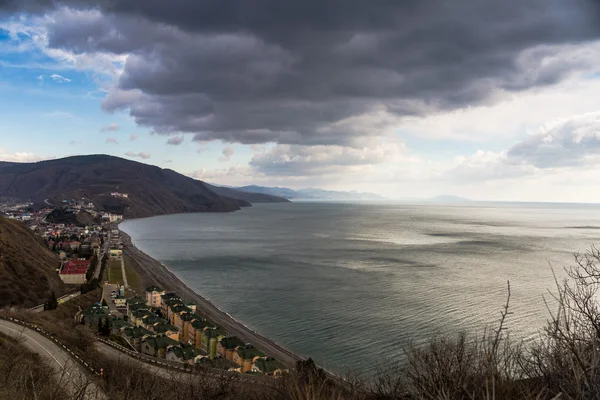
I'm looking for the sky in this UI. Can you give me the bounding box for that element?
[2,1,600,202]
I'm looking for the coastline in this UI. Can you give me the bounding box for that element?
[118,229,304,369]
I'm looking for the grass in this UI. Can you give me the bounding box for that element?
[123,255,143,295]
[107,260,123,285]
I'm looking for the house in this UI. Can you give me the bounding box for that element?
[180,313,196,343]
[141,335,179,358]
[113,296,126,307]
[131,309,155,327]
[145,285,165,308]
[140,314,169,331]
[187,318,208,347]
[251,358,288,376]
[122,326,153,351]
[110,318,129,336]
[59,259,91,285]
[79,244,93,257]
[127,296,146,309]
[201,327,220,359]
[217,337,246,361]
[127,297,149,319]
[166,344,198,364]
[154,323,180,341]
[165,299,185,323]
[170,305,192,331]
[159,292,181,316]
[69,241,81,251]
[77,304,109,327]
[233,346,266,373]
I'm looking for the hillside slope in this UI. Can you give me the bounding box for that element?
[0,155,286,218]
[237,185,386,200]
[0,216,65,307]
[206,184,290,204]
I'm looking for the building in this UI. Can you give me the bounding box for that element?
[110,319,129,336]
[154,323,180,341]
[166,345,198,364]
[145,285,165,308]
[170,305,192,331]
[141,335,179,358]
[159,292,181,316]
[140,314,168,331]
[251,358,287,376]
[201,327,220,359]
[127,296,147,316]
[59,259,91,285]
[113,296,126,307]
[102,213,123,223]
[122,326,153,351]
[217,336,246,361]
[76,304,109,327]
[131,308,155,327]
[233,346,266,373]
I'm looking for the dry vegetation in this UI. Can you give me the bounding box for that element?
[0,332,71,400]
[8,247,600,399]
[0,216,66,307]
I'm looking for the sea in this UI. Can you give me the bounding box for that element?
[120,201,600,377]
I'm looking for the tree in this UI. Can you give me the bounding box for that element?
[43,291,58,310]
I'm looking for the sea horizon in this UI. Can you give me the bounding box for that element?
[120,201,600,377]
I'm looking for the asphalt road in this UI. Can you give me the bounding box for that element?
[0,319,105,399]
[94,232,110,280]
[29,291,81,313]
[102,283,123,318]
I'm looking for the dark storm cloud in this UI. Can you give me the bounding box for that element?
[5,0,600,145]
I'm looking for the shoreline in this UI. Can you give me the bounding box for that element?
[118,229,304,369]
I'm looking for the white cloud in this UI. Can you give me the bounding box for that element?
[219,146,235,161]
[166,136,184,146]
[250,139,412,176]
[0,148,48,163]
[105,137,118,144]
[129,134,138,141]
[49,73,71,83]
[507,112,600,168]
[100,123,120,132]
[125,151,151,159]
[188,165,260,184]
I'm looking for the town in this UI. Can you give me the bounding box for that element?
[0,196,287,376]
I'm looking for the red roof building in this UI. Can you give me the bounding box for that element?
[59,260,91,285]
[60,260,91,275]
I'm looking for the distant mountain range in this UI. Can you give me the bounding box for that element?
[235,185,386,200]
[0,155,289,218]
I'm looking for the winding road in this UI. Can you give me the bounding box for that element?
[0,319,105,399]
